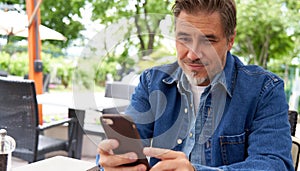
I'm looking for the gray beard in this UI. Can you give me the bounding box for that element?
[186,72,209,86]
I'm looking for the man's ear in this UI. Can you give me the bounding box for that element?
[227,30,236,50]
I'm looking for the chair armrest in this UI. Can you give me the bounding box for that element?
[291,136,300,170]
[38,118,75,131]
[292,136,300,144]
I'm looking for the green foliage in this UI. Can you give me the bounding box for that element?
[73,53,136,90]
[298,102,300,114]
[0,52,10,70]
[89,0,174,58]
[94,59,118,85]
[42,43,65,58]
[234,0,300,69]
[54,57,74,88]
[0,48,28,76]
[1,0,86,47]
[84,0,176,80]
[0,43,75,88]
[8,52,28,76]
[0,50,55,77]
[73,57,96,90]
[40,0,85,47]
[1,43,27,55]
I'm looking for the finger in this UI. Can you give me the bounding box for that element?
[151,159,192,171]
[97,139,119,154]
[119,164,147,171]
[144,147,177,159]
[144,148,193,171]
[150,159,177,171]
[100,151,139,167]
[104,164,147,171]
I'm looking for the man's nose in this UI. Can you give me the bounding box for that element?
[187,45,202,60]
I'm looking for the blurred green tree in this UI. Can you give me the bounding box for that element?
[0,0,85,47]
[234,0,300,69]
[88,0,174,58]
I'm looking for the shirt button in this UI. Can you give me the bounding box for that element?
[190,104,193,107]
[189,133,193,137]
[206,141,211,148]
[184,108,188,113]
[177,139,183,144]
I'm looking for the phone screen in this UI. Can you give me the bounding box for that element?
[100,114,150,170]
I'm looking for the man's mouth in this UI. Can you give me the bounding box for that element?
[186,62,207,71]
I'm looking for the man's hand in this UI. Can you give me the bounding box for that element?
[144,147,195,171]
[97,139,147,171]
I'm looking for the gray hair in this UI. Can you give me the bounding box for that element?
[172,0,236,41]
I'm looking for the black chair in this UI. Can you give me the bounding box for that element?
[288,110,300,170]
[104,82,136,100]
[103,82,135,114]
[289,110,298,136]
[0,77,85,163]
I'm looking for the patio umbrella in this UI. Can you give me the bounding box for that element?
[0,10,67,41]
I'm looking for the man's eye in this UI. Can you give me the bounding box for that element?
[208,39,217,43]
[201,38,215,45]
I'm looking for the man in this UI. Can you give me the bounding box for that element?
[97,0,294,170]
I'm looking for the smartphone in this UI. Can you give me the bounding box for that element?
[100,114,150,170]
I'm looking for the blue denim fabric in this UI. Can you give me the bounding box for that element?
[125,52,294,171]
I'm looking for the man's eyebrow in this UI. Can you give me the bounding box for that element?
[177,32,219,40]
[176,32,190,37]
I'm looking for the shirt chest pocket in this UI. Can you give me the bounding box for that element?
[219,132,247,165]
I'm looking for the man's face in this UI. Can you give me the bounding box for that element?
[176,11,235,86]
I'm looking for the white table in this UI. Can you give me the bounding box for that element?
[12,156,96,171]
[37,92,130,112]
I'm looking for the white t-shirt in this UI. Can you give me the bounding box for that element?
[190,84,207,114]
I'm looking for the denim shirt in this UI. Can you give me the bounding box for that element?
[125,52,294,171]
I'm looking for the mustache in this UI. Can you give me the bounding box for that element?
[182,58,205,65]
